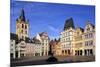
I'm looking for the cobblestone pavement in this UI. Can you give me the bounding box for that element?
[11,56,95,67]
[55,56,95,62]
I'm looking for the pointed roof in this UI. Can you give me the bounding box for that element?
[10,33,19,44]
[39,32,48,37]
[32,37,41,44]
[64,17,75,30]
[19,8,26,22]
[10,33,18,40]
[76,27,84,32]
[86,21,95,29]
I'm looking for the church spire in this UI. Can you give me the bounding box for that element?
[19,8,26,22]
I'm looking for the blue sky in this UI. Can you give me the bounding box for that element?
[10,0,95,39]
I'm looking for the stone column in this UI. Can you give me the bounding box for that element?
[87,50,88,56]
[18,51,20,58]
[24,52,26,57]
[14,52,16,58]
[47,51,48,56]
[40,51,42,56]
[82,49,84,56]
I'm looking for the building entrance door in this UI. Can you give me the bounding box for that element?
[15,51,18,58]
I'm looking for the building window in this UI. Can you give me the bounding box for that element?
[21,30,23,33]
[87,27,90,31]
[65,50,67,54]
[75,50,77,55]
[90,49,93,55]
[84,50,87,56]
[22,24,24,28]
[85,34,88,39]
[11,49,13,51]
[10,53,13,58]
[80,50,82,55]
[89,41,93,45]
[25,31,27,34]
[85,41,88,46]
[20,54,24,57]
[62,50,64,54]
[25,25,27,29]
[11,44,13,46]
[68,50,70,54]
[89,33,93,38]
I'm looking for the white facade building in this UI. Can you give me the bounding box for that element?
[26,42,34,57]
[60,18,75,56]
[60,28,75,56]
[16,41,26,58]
[83,22,95,56]
[10,39,16,58]
[35,32,50,56]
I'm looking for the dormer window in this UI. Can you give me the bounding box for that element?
[87,27,90,31]
[86,25,90,32]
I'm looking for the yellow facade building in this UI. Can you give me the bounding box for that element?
[54,41,62,56]
[60,18,95,56]
[73,27,84,56]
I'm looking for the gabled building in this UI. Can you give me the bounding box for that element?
[73,27,84,56]
[53,39,61,56]
[49,39,57,55]
[32,37,42,56]
[35,32,50,56]
[83,22,95,56]
[26,43,34,57]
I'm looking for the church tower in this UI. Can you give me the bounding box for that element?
[16,9,29,40]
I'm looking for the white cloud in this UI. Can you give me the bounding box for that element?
[48,25,59,33]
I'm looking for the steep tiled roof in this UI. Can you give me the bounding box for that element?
[10,33,18,40]
[39,32,48,37]
[10,33,19,44]
[32,37,41,44]
[19,8,26,22]
[76,27,84,32]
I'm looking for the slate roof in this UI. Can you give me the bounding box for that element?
[32,37,41,44]
[10,33,19,44]
[19,8,26,22]
[64,17,75,30]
